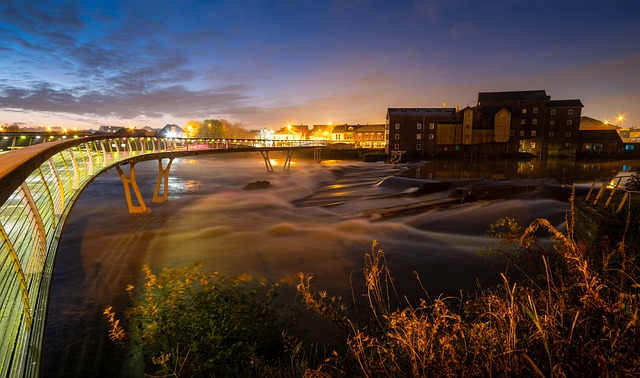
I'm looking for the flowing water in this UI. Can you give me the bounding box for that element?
[42,154,637,377]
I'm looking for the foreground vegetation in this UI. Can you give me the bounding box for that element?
[107,193,640,377]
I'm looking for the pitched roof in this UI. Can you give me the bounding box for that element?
[578,130,623,143]
[548,99,583,107]
[477,90,549,103]
[580,116,620,130]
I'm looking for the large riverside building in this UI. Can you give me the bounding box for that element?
[387,90,583,158]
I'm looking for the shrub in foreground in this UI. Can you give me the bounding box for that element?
[299,207,640,376]
[105,263,309,377]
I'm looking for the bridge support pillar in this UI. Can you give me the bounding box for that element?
[152,158,174,203]
[115,162,148,214]
[260,150,274,172]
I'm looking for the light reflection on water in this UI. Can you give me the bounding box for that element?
[43,154,635,377]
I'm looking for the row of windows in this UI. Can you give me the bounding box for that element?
[523,108,574,116]
[520,119,574,126]
[395,123,435,130]
[514,130,572,137]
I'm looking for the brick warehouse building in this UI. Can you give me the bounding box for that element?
[386,90,583,159]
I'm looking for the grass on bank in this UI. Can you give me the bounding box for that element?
[106,192,640,377]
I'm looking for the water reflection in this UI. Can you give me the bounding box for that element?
[402,158,638,184]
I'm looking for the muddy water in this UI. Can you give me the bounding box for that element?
[43,154,637,377]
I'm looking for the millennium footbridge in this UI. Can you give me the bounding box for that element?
[0,134,325,377]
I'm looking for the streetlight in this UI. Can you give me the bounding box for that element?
[617,114,625,128]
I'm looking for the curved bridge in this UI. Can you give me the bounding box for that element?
[0,135,325,377]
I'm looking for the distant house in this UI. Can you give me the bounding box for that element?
[354,124,386,149]
[310,124,333,141]
[577,130,623,156]
[97,125,124,134]
[156,124,185,138]
[331,124,357,147]
[274,124,309,140]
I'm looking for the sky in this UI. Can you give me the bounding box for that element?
[0,0,639,131]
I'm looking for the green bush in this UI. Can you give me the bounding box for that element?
[105,263,306,377]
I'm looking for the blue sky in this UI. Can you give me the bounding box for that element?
[1,0,638,130]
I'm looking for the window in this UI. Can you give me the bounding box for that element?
[550,120,556,126]
[429,123,435,129]
[531,130,537,137]
[394,134,400,140]
[395,123,400,130]
[521,119,526,125]
[625,145,635,151]
[428,134,434,140]
[520,130,525,137]
[568,109,574,115]
[565,143,571,148]
[549,131,555,137]
[532,118,538,125]
[510,130,515,136]
[522,108,527,114]
[417,123,422,129]
[530,142,536,149]
[416,144,422,150]
[394,144,399,150]
[416,134,422,140]
[583,143,592,150]
[565,131,572,137]
[533,107,539,114]
[567,120,573,126]
[594,143,603,150]
[550,109,556,115]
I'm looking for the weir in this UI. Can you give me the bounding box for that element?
[0,135,325,377]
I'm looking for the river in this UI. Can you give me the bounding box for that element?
[42,154,637,377]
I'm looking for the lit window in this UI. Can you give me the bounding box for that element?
[416,144,422,150]
[530,142,536,149]
[417,123,422,129]
[625,145,635,151]
[394,144,399,150]
[533,107,538,114]
[522,108,527,114]
[532,118,538,125]
[417,134,422,140]
[428,134,434,140]
[568,109,574,115]
[394,134,400,140]
[550,120,555,126]
[395,123,400,130]
[521,119,526,125]
[520,130,525,137]
[550,109,556,115]
[429,123,435,129]
[531,130,537,137]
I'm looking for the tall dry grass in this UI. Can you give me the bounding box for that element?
[298,194,640,377]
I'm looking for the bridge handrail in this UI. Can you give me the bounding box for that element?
[0,135,325,377]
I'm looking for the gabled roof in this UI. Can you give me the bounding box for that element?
[355,124,385,132]
[548,99,583,107]
[478,90,549,103]
[580,116,620,130]
[578,130,623,143]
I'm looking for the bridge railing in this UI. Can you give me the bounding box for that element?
[0,136,180,377]
[0,135,325,377]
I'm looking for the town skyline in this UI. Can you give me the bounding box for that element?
[1,1,638,130]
